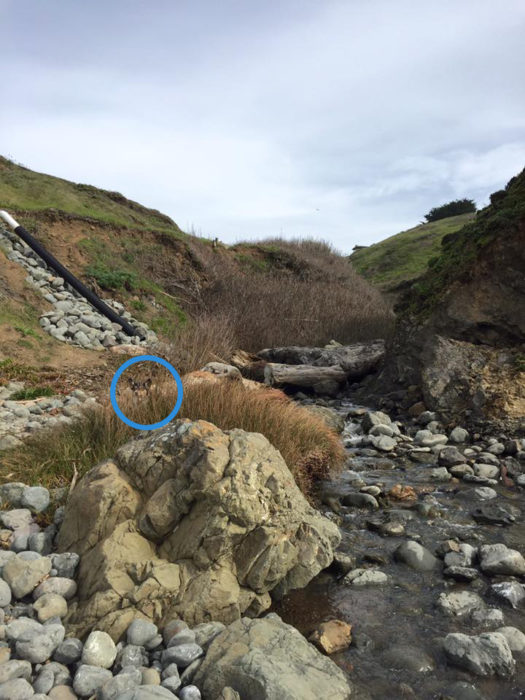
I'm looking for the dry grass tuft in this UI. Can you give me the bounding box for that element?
[0,379,344,498]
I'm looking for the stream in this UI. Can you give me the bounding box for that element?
[274,399,525,700]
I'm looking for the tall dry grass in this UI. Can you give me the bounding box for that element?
[157,314,236,376]
[1,380,344,498]
[180,236,394,353]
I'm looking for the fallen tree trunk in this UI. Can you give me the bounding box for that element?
[258,340,385,370]
[264,363,348,396]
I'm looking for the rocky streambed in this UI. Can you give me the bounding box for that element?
[276,400,525,699]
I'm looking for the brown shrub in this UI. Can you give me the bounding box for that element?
[1,379,344,499]
[156,313,237,376]
[188,238,394,352]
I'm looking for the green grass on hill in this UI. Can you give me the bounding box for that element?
[0,156,183,235]
[349,213,475,292]
[401,168,525,316]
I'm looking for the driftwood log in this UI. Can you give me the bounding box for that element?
[258,340,385,371]
[264,363,348,396]
[232,341,385,396]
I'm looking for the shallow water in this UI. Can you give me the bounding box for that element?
[274,401,525,699]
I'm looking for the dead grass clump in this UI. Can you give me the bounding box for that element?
[1,380,344,498]
[158,314,236,376]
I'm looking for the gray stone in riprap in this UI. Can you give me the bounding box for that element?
[33,577,77,600]
[0,678,34,700]
[126,619,159,646]
[0,509,33,530]
[33,593,68,622]
[97,672,141,700]
[28,530,54,555]
[0,483,26,508]
[167,629,196,648]
[81,630,117,668]
[6,618,43,643]
[33,666,55,694]
[179,686,202,700]
[161,643,203,668]
[117,687,176,699]
[20,486,50,513]
[53,637,84,665]
[161,675,182,694]
[73,665,113,697]
[50,552,80,579]
[0,660,32,684]
[16,630,57,663]
[2,554,51,598]
[116,644,149,670]
[0,580,12,607]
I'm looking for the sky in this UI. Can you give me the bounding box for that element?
[1,0,524,252]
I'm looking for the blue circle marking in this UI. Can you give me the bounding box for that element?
[110,354,183,430]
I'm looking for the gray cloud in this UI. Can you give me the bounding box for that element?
[1,0,524,251]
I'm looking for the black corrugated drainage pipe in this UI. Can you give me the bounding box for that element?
[0,210,144,339]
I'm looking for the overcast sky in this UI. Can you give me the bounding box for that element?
[1,0,524,252]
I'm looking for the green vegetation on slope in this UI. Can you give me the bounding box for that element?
[401,168,525,316]
[350,213,475,292]
[0,156,183,234]
[0,154,393,360]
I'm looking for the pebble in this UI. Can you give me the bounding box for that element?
[127,619,159,646]
[161,643,203,668]
[20,487,50,513]
[344,568,389,586]
[3,555,51,598]
[33,593,68,622]
[0,678,35,700]
[53,637,84,665]
[73,664,114,696]
[34,577,77,600]
[81,630,117,668]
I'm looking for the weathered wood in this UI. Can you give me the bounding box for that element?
[264,363,348,396]
[258,340,385,373]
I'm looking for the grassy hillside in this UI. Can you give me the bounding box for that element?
[0,156,182,234]
[0,156,392,373]
[400,168,525,316]
[349,213,475,293]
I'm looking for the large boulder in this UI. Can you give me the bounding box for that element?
[193,614,352,699]
[58,420,340,639]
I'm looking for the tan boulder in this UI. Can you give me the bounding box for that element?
[58,420,340,638]
[309,619,352,654]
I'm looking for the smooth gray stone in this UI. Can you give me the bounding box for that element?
[0,678,34,700]
[53,637,83,664]
[127,619,158,647]
[394,540,439,571]
[20,486,50,513]
[161,643,203,668]
[73,665,113,696]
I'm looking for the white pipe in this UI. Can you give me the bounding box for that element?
[0,210,20,229]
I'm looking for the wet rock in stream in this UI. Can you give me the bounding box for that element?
[289,398,525,698]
